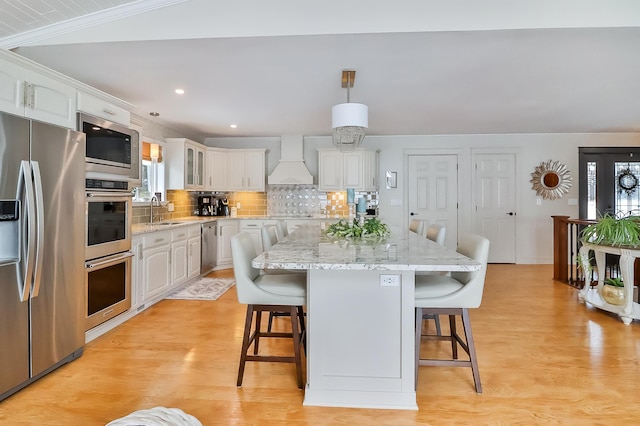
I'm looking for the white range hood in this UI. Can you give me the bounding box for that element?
[268,135,313,185]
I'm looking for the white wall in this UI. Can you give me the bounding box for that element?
[206,132,640,264]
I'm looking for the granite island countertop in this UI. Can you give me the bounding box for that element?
[252,223,481,272]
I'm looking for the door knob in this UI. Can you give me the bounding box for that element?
[506,212,515,216]
[410,212,417,216]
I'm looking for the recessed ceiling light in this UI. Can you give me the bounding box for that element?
[230,124,238,128]
[149,112,160,117]
[175,89,185,95]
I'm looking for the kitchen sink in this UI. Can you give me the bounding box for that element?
[154,222,182,226]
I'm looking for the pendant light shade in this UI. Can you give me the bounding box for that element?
[332,70,368,151]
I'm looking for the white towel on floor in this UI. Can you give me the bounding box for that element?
[106,406,202,426]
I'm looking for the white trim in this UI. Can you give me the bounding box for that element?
[0,0,187,50]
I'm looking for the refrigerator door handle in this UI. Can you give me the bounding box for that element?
[30,161,45,298]
[15,161,35,302]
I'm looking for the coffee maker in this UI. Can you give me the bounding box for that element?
[216,198,229,216]
[197,195,214,216]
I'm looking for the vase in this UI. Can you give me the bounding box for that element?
[601,284,625,306]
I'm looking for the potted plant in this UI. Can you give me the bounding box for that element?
[602,277,626,305]
[325,217,390,239]
[580,213,640,247]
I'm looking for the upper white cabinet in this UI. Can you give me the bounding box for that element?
[206,148,228,191]
[318,149,343,191]
[318,149,379,191]
[227,149,266,192]
[165,138,206,190]
[77,91,130,126]
[0,55,76,129]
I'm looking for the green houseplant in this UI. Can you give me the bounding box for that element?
[580,213,640,248]
[325,217,390,239]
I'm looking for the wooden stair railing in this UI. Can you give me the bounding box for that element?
[552,216,596,288]
[552,215,640,289]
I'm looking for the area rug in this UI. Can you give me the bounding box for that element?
[165,277,235,301]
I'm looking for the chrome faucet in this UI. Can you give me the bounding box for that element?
[150,196,159,225]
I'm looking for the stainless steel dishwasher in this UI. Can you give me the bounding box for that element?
[201,221,217,274]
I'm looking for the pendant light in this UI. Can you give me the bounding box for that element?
[332,70,368,151]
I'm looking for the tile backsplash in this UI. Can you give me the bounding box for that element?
[266,185,325,217]
[132,187,378,223]
[132,190,197,224]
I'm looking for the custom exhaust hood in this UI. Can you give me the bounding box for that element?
[268,135,313,185]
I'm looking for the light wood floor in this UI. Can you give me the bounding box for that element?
[1,265,639,425]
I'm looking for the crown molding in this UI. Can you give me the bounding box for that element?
[0,0,186,50]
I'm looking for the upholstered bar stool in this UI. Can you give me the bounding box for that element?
[419,224,447,336]
[261,224,279,252]
[414,234,490,393]
[409,219,426,236]
[426,224,446,245]
[231,232,307,389]
[260,225,306,331]
[275,219,289,240]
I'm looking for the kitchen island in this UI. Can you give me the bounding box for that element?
[251,223,481,410]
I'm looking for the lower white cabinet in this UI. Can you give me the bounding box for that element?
[134,225,202,306]
[240,220,264,254]
[171,233,189,286]
[217,220,238,268]
[131,236,143,309]
[171,225,201,285]
[142,231,172,302]
[187,225,202,279]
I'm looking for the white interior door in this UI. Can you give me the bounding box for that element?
[475,153,516,263]
[407,155,458,249]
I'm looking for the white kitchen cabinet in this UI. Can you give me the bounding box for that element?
[318,149,343,191]
[76,90,130,126]
[227,149,266,192]
[141,231,172,302]
[206,148,228,191]
[318,149,379,191]
[343,151,364,189]
[188,235,202,279]
[165,138,206,190]
[186,224,202,279]
[240,220,264,254]
[217,220,238,268]
[0,55,76,129]
[171,228,190,286]
[131,236,144,310]
[360,150,379,191]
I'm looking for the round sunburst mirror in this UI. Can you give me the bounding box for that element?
[530,160,572,200]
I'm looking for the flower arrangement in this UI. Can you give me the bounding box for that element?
[325,217,390,239]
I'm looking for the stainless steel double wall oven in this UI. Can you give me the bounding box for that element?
[84,178,134,330]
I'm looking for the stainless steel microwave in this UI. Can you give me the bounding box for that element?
[79,113,139,179]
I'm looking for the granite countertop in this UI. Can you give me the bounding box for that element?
[131,215,341,235]
[252,223,481,272]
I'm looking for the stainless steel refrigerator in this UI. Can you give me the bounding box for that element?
[0,111,86,401]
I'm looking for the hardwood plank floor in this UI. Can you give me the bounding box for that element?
[1,265,639,425]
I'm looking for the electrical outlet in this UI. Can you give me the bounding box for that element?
[380,274,400,287]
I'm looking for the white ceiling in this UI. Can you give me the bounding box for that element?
[2,0,640,141]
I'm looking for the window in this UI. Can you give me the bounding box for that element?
[579,147,640,219]
[134,140,165,202]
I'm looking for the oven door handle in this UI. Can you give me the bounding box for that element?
[86,192,133,198]
[86,252,134,269]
